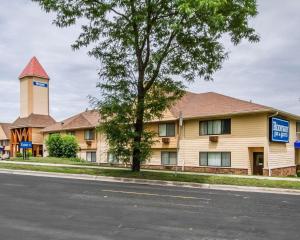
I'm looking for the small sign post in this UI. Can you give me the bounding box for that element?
[20,141,32,160]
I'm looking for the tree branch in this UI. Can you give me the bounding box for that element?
[144,30,177,92]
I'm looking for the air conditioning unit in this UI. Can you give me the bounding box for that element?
[162,138,170,144]
[209,136,218,143]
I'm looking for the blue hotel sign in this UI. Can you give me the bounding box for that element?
[20,141,33,149]
[33,81,48,88]
[270,117,289,143]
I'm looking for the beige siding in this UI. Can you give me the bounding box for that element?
[20,78,29,118]
[146,122,178,149]
[97,132,109,163]
[178,114,269,171]
[32,78,49,115]
[32,128,44,144]
[268,120,297,169]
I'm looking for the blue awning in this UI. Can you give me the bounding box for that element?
[294,141,300,149]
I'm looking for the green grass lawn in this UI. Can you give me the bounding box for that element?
[9,157,97,166]
[0,162,300,190]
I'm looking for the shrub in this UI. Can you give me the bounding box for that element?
[61,135,79,158]
[46,134,79,158]
[16,152,23,158]
[46,134,64,157]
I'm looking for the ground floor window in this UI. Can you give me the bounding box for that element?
[161,151,177,165]
[199,152,231,167]
[86,152,96,162]
[107,152,119,164]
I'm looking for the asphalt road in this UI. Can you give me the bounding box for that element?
[0,173,299,240]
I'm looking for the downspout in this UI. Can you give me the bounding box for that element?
[268,111,279,176]
[177,112,183,172]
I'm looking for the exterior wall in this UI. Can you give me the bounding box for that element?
[20,77,49,118]
[97,132,109,163]
[32,128,44,144]
[176,114,269,174]
[20,78,29,118]
[268,120,297,170]
[32,77,49,116]
[146,122,178,149]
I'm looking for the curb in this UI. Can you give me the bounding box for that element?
[0,168,300,195]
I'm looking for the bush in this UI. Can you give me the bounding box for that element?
[16,152,23,158]
[46,134,64,157]
[46,134,79,158]
[61,135,79,158]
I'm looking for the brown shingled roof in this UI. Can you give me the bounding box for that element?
[42,110,100,133]
[0,123,12,139]
[12,114,56,128]
[169,92,271,119]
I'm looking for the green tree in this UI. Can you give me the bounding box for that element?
[46,134,64,157]
[61,135,79,158]
[33,0,259,171]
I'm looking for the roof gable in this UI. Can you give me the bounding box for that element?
[19,56,49,79]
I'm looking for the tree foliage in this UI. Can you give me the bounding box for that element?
[33,0,259,171]
[46,134,79,158]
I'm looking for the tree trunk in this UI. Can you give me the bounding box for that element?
[132,88,145,172]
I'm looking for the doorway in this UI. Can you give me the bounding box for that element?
[253,152,264,175]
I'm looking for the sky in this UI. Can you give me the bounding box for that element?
[0,0,300,122]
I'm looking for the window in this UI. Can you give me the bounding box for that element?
[86,152,96,162]
[161,152,177,165]
[199,152,231,167]
[200,119,231,135]
[297,122,300,133]
[159,123,175,137]
[84,129,95,140]
[107,152,119,164]
[66,131,75,136]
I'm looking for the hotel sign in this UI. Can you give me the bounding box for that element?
[20,141,33,149]
[270,117,289,143]
[33,81,48,88]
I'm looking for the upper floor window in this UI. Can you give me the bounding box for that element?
[84,129,95,140]
[200,119,231,135]
[159,123,175,137]
[297,122,300,133]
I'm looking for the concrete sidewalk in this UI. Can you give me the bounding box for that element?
[0,168,300,195]
[1,160,300,182]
